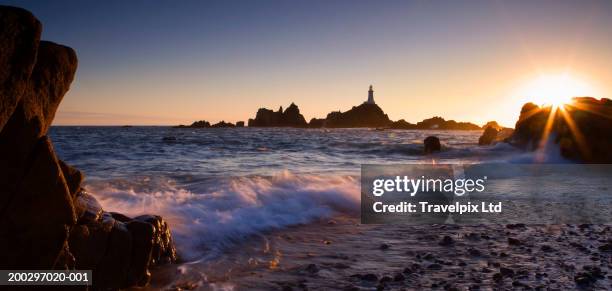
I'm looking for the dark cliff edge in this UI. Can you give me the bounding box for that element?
[0,6,176,289]
[507,97,612,163]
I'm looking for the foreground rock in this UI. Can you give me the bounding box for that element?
[248,103,308,127]
[509,97,612,162]
[0,6,176,289]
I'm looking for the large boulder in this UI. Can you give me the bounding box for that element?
[509,97,612,163]
[0,5,177,289]
[0,6,41,131]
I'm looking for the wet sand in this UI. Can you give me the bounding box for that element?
[146,217,611,290]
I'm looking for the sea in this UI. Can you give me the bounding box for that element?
[49,126,602,289]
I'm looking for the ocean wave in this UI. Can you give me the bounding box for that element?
[86,171,360,261]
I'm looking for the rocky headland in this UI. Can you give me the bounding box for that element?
[0,6,176,289]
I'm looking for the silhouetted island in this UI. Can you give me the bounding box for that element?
[175,120,242,128]
[242,86,481,129]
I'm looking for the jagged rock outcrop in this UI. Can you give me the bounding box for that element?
[236,121,245,127]
[415,116,481,130]
[509,97,612,163]
[248,103,307,127]
[324,103,392,128]
[478,126,499,145]
[0,6,176,289]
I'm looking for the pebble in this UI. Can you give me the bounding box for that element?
[508,237,522,246]
[439,235,455,246]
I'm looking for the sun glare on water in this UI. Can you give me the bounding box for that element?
[520,73,596,107]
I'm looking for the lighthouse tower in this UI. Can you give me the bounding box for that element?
[366,85,375,104]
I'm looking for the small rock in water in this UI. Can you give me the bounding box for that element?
[379,243,390,250]
[424,136,441,154]
[439,235,455,246]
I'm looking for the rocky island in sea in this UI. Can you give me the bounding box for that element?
[0,6,176,289]
[180,85,483,129]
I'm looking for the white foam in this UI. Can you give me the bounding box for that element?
[86,170,360,260]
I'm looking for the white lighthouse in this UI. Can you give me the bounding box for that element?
[366,85,375,104]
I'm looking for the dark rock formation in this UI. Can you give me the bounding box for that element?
[479,121,514,145]
[211,120,235,128]
[482,121,503,131]
[415,116,480,130]
[324,103,392,128]
[478,127,499,145]
[248,102,307,127]
[249,103,307,127]
[236,121,245,127]
[390,119,416,129]
[0,6,176,289]
[174,120,210,128]
[424,136,441,154]
[509,97,612,163]
[308,118,326,128]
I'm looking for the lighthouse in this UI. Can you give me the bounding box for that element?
[366,85,375,104]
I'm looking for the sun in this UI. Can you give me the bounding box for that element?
[520,73,595,107]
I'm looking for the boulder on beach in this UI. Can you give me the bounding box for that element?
[424,136,441,154]
[0,5,176,289]
[248,102,308,127]
[508,97,612,163]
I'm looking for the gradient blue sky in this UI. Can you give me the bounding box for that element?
[4,0,612,126]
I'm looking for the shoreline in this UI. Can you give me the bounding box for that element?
[143,217,612,290]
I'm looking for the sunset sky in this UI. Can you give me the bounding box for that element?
[7,0,612,127]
